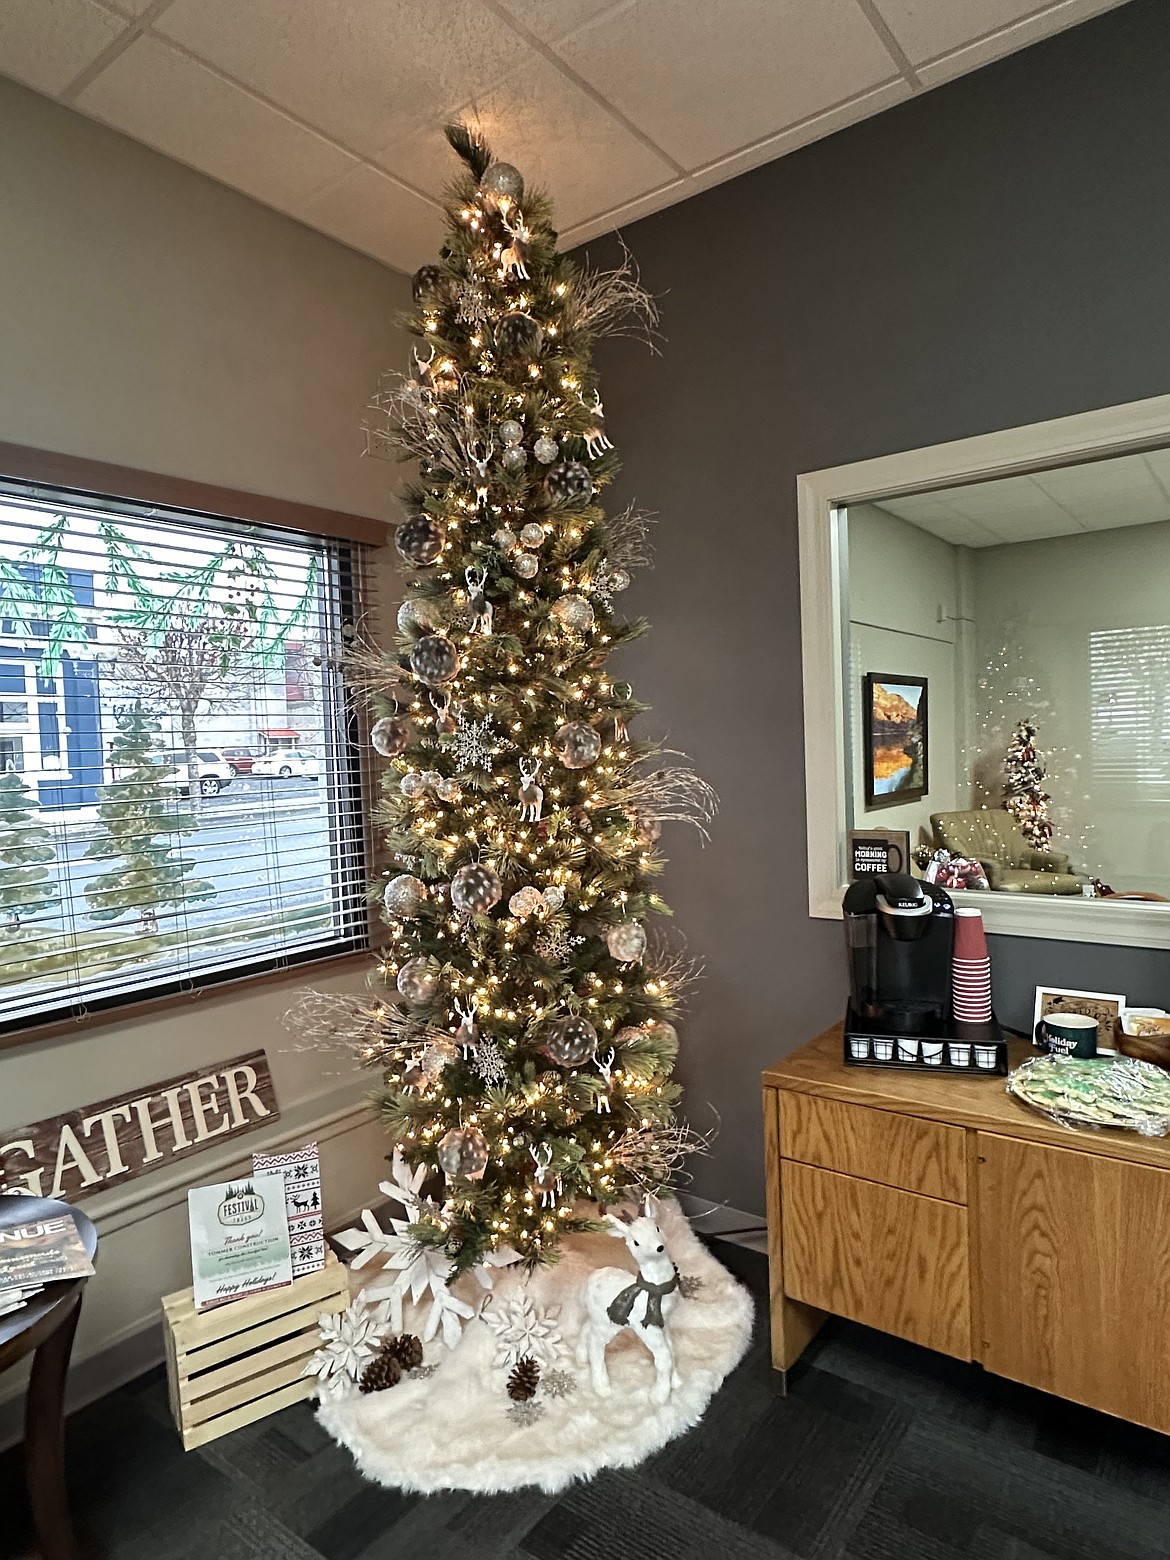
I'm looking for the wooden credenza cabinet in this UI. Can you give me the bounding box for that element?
[763,1026,1170,1436]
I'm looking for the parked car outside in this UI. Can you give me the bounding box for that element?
[158,749,235,797]
[217,746,258,776]
[251,748,320,780]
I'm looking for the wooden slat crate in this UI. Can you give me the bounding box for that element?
[162,1251,350,1451]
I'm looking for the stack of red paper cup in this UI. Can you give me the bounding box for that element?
[952,906,992,1023]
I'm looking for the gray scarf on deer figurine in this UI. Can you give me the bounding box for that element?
[606,1266,680,1329]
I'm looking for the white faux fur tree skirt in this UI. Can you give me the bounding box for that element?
[317,1201,754,1495]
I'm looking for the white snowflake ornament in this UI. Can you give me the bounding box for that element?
[481,1292,566,1369]
[302,1297,393,1397]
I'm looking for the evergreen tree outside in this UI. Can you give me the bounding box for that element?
[324,125,712,1276]
[0,769,59,933]
[84,703,215,935]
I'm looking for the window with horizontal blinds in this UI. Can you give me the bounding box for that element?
[0,477,371,1036]
[1090,625,1170,791]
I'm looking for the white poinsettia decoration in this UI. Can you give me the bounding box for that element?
[481,1292,566,1370]
[302,1297,393,1398]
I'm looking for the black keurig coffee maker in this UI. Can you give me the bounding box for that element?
[842,873,1005,1072]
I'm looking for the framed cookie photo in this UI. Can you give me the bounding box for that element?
[1032,986,1126,1051]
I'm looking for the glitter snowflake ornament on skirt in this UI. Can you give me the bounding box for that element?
[481,1292,566,1369]
[303,1297,394,1399]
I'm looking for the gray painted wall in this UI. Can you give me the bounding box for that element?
[581,0,1170,1215]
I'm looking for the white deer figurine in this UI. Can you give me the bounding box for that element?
[576,1197,680,1405]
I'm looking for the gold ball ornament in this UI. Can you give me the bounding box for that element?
[437,1126,489,1180]
[397,957,441,1004]
[383,874,427,916]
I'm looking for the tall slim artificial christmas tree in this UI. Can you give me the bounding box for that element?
[329,125,712,1274]
[0,770,59,933]
[85,703,215,935]
[1003,718,1054,850]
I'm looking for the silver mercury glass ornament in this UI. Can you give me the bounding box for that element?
[437,1126,489,1180]
[410,635,460,686]
[397,957,441,1003]
[512,552,539,580]
[478,161,524,206]
[550,594,595,633]
[606,920,647,963]
[371,715,412,757]
[499,419,524,446]
[384,874,427,917]
[554,720,601,769]
[519,522,545,548]
[541,1015,599,1068]
[451,861,503,914]
[533,434,559,465]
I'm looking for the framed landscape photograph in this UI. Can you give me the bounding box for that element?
[863,673,928,809]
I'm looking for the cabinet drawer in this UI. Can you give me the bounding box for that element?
[782,1161,971,1360]
[780,1090,967,1202]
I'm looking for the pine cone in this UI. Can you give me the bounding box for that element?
[386,1333,424,1371]
[358,1350,403,1394]
[506,1355,540,1401]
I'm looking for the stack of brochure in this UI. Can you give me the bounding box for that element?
[0,1282,44,1318]
[0,1207,94,1319]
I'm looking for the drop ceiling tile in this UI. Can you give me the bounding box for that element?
[686,79,913,188]
[76,36,359,209]
[0,0,126,95]
[155,0,529,159]
[941,476,1072,535]
[377,51,677,235]
[491,0,628,44]
[1033,455,1170,526]
[1140,447,1170,493]
[553,0,898,168]
[96,0,159,15]
[869,0,1055,63]
[298,164,445,273]
[912,0,1131,87]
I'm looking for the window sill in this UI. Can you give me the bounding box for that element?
[0,945,376,1053]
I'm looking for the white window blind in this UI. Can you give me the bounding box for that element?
[1089,625,1170,789]
[0,479,370,1034]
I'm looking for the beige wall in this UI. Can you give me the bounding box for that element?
[0,76,412,1437]
[845,504,968,854]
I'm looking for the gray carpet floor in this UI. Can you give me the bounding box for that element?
[3,1242,1169,1560]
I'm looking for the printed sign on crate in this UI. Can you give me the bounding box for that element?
[253,1141,325,1278]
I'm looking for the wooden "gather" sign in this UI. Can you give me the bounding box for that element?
[0,1051,280,1203]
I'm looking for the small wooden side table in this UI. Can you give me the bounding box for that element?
[0,1195,98,1560]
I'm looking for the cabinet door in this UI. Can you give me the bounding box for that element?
[978,1134,1170,1435]
[782,1160,971,1359]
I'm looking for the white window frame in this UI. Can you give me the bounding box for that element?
[798,391,1170,950]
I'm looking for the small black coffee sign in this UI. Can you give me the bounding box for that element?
[0,1051,280,1203]
[848,829,911,880]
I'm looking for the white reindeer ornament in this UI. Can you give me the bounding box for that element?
[576,1197,681,1405]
